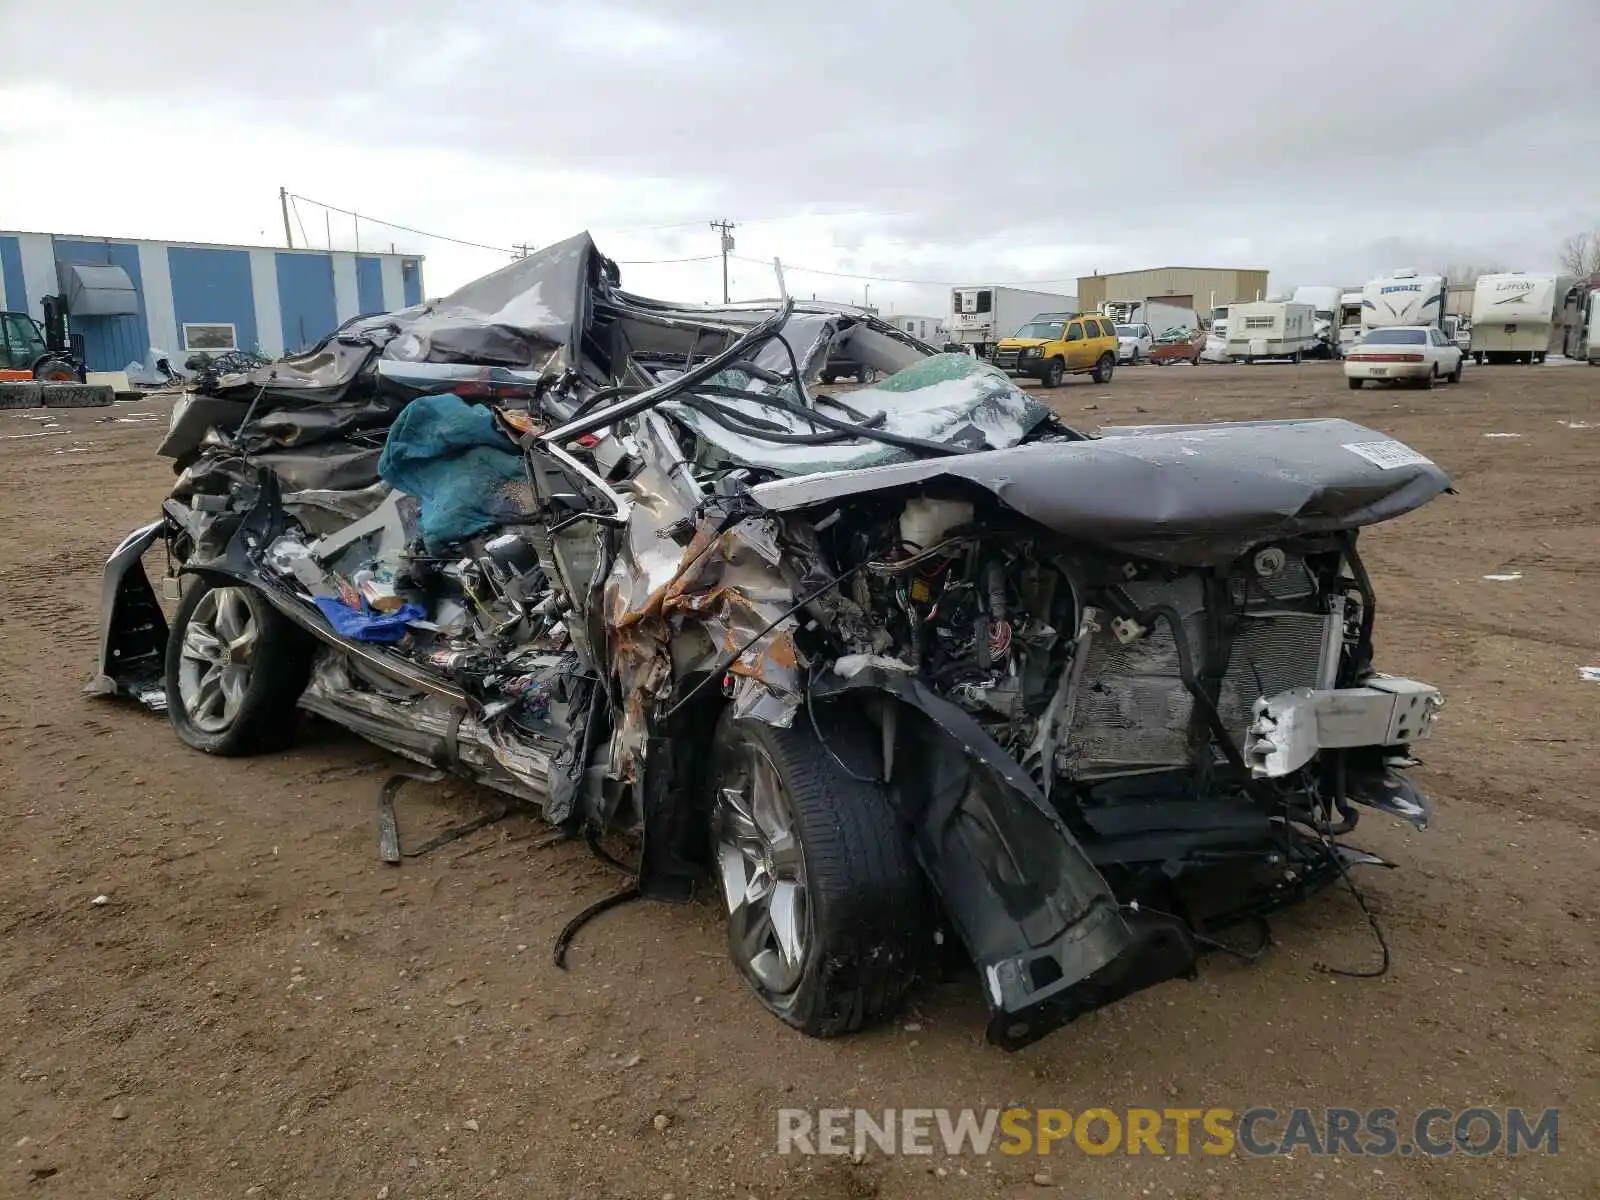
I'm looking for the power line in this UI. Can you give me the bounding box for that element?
[729,254,1082,289]
[614,255,720,265]
[288,191,517,256]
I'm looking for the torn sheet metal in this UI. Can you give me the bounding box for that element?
[750,418,1451,566]
[662,352,1053,476]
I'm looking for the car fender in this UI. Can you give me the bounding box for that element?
[812,664,1198,1048]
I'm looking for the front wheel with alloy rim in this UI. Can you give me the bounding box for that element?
[1091,353,1115,384]
[166,580,313,755]
[709,708,921,1037]
[1041,357,1065,388]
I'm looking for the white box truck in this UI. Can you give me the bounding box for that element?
[949,286,1077,358]
[1360,270,1447,333]
[1468,273,1576,364]
[1225,300,1317,362]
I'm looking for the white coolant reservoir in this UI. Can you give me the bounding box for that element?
[899,497,974,551]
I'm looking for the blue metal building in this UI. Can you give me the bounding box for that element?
[0,230,424,371]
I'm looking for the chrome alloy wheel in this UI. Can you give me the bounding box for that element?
[713,740,811,996]
[176,586,259,733]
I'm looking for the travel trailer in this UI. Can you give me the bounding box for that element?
[1225,300,1316,362]
[1468,273,1575,364]
[1361,270,1448,333]
[1291,285,1343,357]
[1585,284,1600,365]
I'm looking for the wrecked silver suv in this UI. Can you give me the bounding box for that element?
[89,234,1447,1048]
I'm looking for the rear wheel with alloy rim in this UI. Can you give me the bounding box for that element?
[1092,353,1115,384]
[709,708,920,1037]
[166,580,313,756]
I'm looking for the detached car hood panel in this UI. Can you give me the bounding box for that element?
[751,418,1449,565]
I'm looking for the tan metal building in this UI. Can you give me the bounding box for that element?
[1076,267,1270,316]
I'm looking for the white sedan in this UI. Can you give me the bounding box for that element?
[1345,326,1465,389]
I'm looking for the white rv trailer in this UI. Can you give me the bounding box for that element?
[1337,291,1363,354]
[1291,285,1343,358]
[1224,300,1317,362]
[1361,270,1448,333]
[948,285,1077,357]
[1468,273,1575,364]
[1585,285,1600,365]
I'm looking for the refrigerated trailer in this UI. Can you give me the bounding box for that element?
[949,286,1078,358]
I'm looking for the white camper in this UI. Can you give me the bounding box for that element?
[1291,286,1343,357]
[1361,270,1448,333]
[1468,273,1573,364]
[1585,286,1600,366]
[1337,291,1364,355]
[949,286,1077,357]
[890,314,949,344]
[1225,300,1317,363]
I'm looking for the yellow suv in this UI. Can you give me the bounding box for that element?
[993,313,1119,387]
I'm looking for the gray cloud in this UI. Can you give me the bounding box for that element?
[6,0,1598,302]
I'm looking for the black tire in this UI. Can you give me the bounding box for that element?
[709,708,920,1038]
[1420,368,1437,390]
[1130,348,1141,365]
[0,382,42,409]
[820,372,836,385]
[1449,358,1464,383]
[1091,353,1115,384]
[1041,357,1065,388]
[32,358,77,382]
[1347,378,1363,390]
[165,580,314,756]
[857,365,872,384]
[1533,352,1546,365]
[40,384,114,408]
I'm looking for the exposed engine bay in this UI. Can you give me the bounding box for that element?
[88,232,1450,1049]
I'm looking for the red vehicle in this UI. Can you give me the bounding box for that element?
[1148,328,1206,365]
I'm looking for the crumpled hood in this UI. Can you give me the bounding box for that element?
[750,418,1451,566]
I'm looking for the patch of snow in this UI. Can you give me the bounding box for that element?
[1580,667,1600,683]
[1482,573,1522,582]
[1482,433,1522,439]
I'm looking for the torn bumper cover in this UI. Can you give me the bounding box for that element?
[815,665,1198,1050]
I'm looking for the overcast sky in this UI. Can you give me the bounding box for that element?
[2,1,1597,315]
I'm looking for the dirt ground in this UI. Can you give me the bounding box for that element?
[2,361,1596,1200]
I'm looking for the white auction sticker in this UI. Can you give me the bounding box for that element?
[1342,440,1433,470]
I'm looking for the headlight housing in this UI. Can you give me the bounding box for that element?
[1021,346,1041,359]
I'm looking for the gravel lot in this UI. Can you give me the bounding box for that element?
[1,361,1595,1199]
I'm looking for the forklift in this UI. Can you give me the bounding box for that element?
[0,296,85,381]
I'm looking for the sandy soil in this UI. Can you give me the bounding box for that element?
[1,362,1596,1199]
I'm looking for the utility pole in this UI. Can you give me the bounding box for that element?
[512,243,534,259]
[280,187,293,249]
[710,219,736,304]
